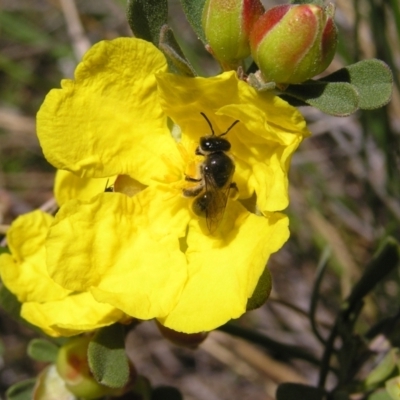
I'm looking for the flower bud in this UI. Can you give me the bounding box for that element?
[56,336,120,399]
[386,376,400,400]
[33,365,76,400]
[202,0,264,69]
[250,3,338,84]
[156,321,208,348]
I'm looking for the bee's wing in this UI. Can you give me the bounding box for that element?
[203,174,233,234]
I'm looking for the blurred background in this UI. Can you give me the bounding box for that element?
[0,0,399,399]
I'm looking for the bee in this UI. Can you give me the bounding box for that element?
[183,112,239,233]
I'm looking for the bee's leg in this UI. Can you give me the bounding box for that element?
[195,146,203,156]
[185,174,202,182]
[229,182,239,199]
[183,167,204,197]
[183,185,204,197]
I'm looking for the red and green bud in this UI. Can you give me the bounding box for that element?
[56,336,125,399]
[250,3,338,84]
[202,0,264,69]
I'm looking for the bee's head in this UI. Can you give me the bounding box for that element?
[197,112,239,154]
[197,136,231,154]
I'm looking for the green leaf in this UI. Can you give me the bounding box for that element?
[126,0,168,46]
[159,25,196,76]
[365,348,399,389]
[309,247,331,344]
[0,285,22,321]
[332,391,351,400]
[151,386,183,400]
[0,285,42,332]
[322,59,393,110]
[368,390,393,400]
[389,0,400,43]
[6,379,36,400]
[280,81,359,116]
[88,324,129,389]
[246,267,272,311]
[132,375,152,400]
[346,237,399,312]
[180,0,206,43]
[27,339,59,363]
[276,383,326,400]
[0,246,10,255]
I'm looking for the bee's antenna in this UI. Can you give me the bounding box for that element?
[200,112,240,137]
[104,178,114,192]
[200,112,215,136]
[220,119,240,137]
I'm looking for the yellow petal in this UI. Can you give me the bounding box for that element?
[46,187,190,320]
[55,170,116,206]
[156,71,309,211]
[37,38,180,183]
[0,210,70,303]
[159,202,289,333]
[21,292,125,337]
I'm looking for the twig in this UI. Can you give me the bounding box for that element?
[0,224,10,235]
[218,323,321,367]
[39,197,58,214]
[268,296,332,330]
[59,0,91,60]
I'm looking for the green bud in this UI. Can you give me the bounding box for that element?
[202,0,265,69]
[250,3,338,84]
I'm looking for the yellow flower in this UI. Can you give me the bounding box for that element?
[36,37,309,333]
[0,210,126,337]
